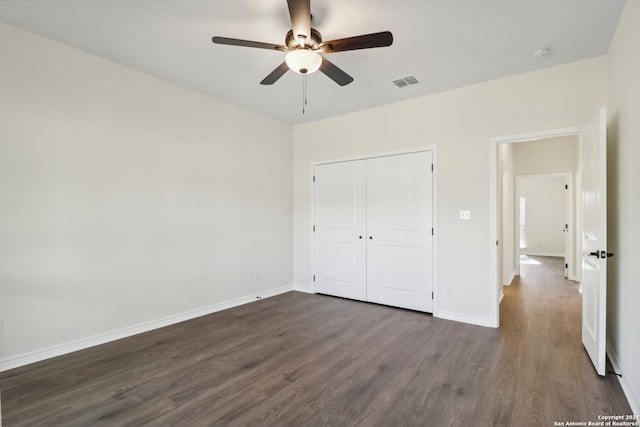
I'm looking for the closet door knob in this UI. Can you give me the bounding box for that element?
[369,236,373,240]
[359,236,363,239]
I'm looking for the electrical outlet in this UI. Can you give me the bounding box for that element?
[459,210,471,220]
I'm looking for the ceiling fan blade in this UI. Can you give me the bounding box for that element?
[212,36,287,52]
[319,58,354,86]
[320,31,393,53]
[260,62,290,85]
[287,0,311,42]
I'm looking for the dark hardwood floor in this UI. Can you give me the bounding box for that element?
[0,256,632,426]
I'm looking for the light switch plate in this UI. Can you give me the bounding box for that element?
[460,210,471,220]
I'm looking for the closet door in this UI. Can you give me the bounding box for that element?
[366,152,434,312]
[313,161,367,301]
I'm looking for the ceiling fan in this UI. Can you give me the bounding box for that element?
[212,0,393,86]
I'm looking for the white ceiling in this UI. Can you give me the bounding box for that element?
[0,0,624,125]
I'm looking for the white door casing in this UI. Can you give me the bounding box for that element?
[313,160,367,301]
[581,108,608,376]
[366,152,434,312]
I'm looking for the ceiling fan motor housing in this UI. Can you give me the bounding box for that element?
[286,28,322,50]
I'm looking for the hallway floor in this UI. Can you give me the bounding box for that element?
[497,255,632,425]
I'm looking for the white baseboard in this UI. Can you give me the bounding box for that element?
[607,340,640,419]
[520,251,564,257]
[0,285,292,373]
[295,288,494,329]
[292,283,315,294]
[435,310,496,328]
[504,270,517,286]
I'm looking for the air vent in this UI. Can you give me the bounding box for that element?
[392,75,420,88]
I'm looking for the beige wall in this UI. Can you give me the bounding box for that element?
[606,0,640,416]
[513,136,579,176]
[0,23,293,362]
[293,57,607,325]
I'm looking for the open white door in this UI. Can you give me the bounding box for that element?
[581,108,608,376]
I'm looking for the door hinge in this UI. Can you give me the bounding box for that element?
[565,263,568,269]
[313,275,316,282]
[431,228,434,236]
[565,184,568,190]
[496,240,499,246]
[431,291,434,299]
[313,175,316,183]
[313,225,316,232]
[589,251,615,259]
[431,163,434,172]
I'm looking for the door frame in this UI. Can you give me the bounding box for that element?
[310,145,439,314]
[489,127,586,327]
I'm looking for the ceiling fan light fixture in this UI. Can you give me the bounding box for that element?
[285,49,322,74]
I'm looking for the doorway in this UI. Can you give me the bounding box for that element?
[490,126,586,327]
[516,172,574,280]
[494,135,581,310]
[490,110,609,376]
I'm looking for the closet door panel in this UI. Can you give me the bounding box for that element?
[366,152,433,312]
[313,161,367,301]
